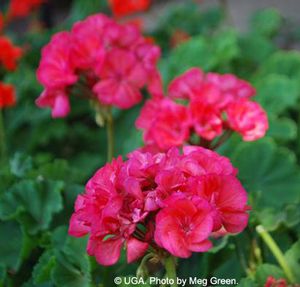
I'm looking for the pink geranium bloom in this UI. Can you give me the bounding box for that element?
[37,32,77,89]
[190,101,223,140]
[206,72,256,100]
[35,89,71,118]
[137,67,267,151]
[154,195,213,258]
[182,146,237,176]
[93,49,145,108]
[36,14,161,117]
[69,146,249,265]
[168,67,204,100]
[70,14,110,73]
[191,174,249,233]
[227,98,269,141]
[136,99,190,150]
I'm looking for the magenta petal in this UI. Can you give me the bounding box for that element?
[87,236,123,266]
[68,213,89,237]
[52,93,70,118]
[126,237,149,263]
[188,239,212,252]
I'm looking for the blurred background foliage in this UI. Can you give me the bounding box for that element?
[1,0,300,286]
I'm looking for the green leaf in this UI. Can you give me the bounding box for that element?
[267,117,297,141]
[161,35,215,83]
[212,29,240,66]
[257,203,300,231]
[0,179,64,234]
[239,278,257,287]
[255,264,285,285]
[32,251,56,285]
[161,29,239,83]
[0,221,23,271]
[10,153,33,178]
[255,51,300,79]
[231,139,300,209]
[255,74,299,115]
[250,8,282,37]
[68,0,109,24]
[119,277,151,287]
[239,34,276,64]
[285,240,300,282]
[51,227,91,287]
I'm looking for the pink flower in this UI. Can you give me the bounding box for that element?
[190,174,249,233]
[182,146,237,176]
[137,67,268,151]
[70,15,109,73]
[36,14,161,117]
[190,101,223,140]
[37,32,77,89]
[93,49,144,108]
[227,99,269,141]
[154,195,213,258]
[136,99,190,150]
[206,72,256,101]
[35,89,70,118]
[168,68,204,100]
[69,146,249,265]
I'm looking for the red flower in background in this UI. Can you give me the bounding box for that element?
[0,82,16,108]
[0,13,4,32]
[109,0,151,18]
[8,0,44,18]
[0,36,22,71]
[265,276,288,287]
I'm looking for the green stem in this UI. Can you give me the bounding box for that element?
[0,109,7,164]
[256,225,295,283]
[164,256,178,287]
[106,108,114,162]
[211,130,232,150]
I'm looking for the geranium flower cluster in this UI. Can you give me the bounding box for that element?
[136,68,269,151]
[36,13,161,118]
[69,146,249,266]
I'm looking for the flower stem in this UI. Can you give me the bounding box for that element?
[0,109,7,164]
[164,256,178,287]
[106,108,114,162]
[256,225,295,283]
[211,130,232,150]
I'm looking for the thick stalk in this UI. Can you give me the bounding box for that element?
[106,108,114,162]
[164,256,178,287]
[256,225,295,283]
[0,109,7,163]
